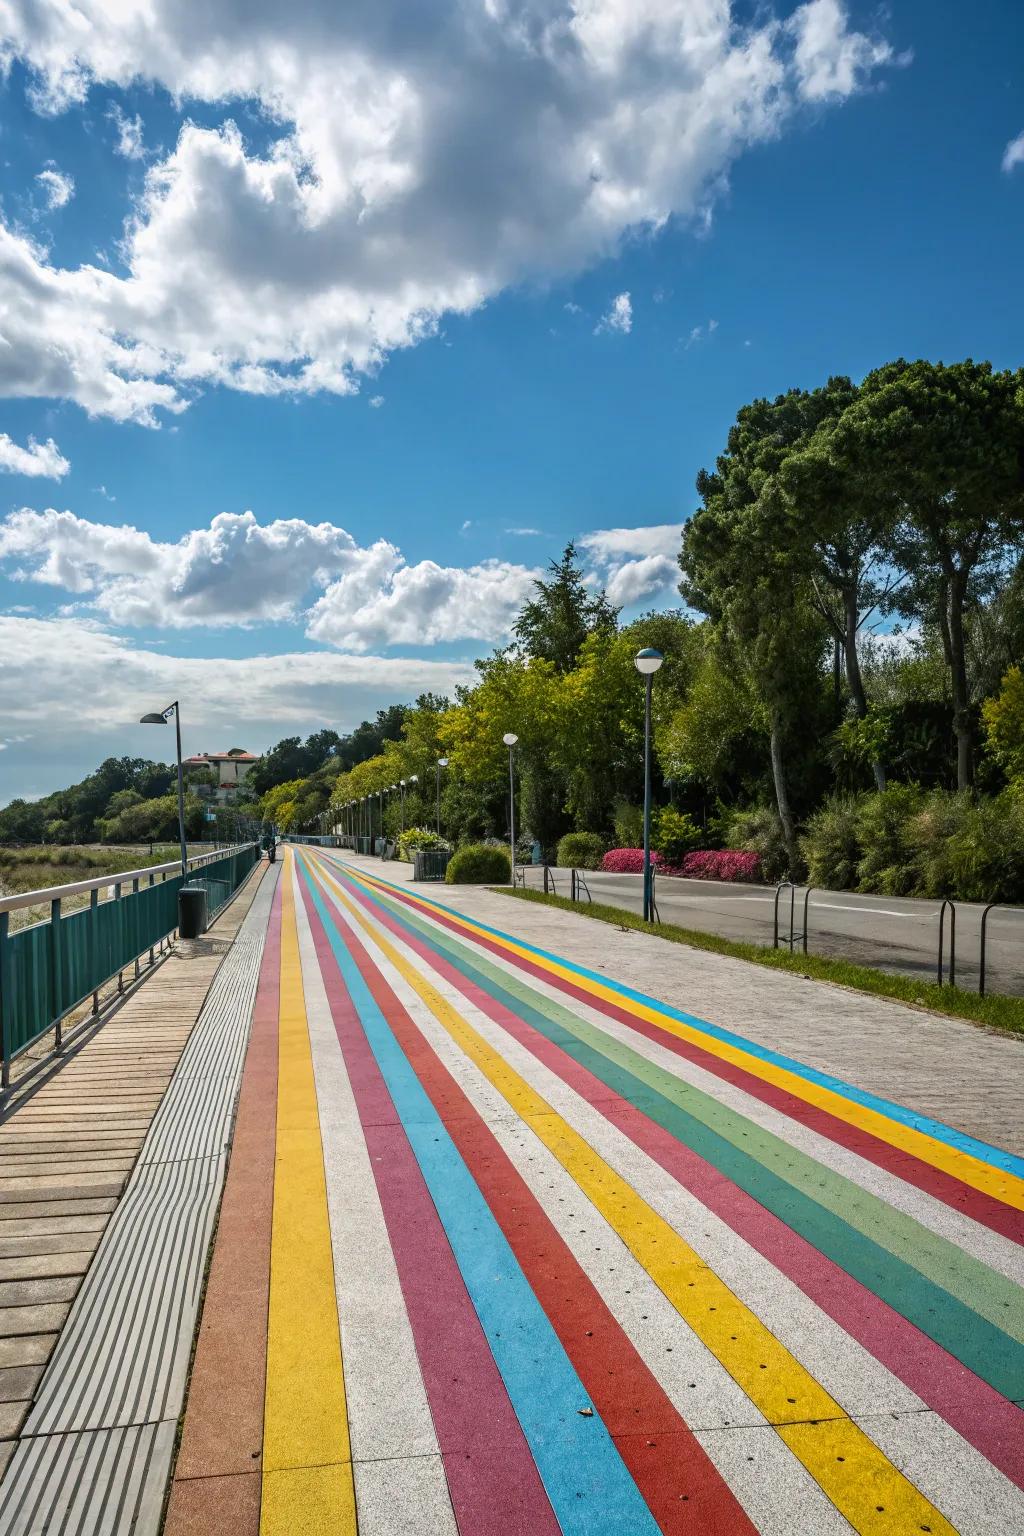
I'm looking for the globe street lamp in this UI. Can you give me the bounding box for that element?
[140,700,187,882]
[634,648,664,922]
[436,757,448,836]
[502,733,518,885]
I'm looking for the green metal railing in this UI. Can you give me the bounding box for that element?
[0,843,260,1088]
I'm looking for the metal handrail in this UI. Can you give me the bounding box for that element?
[0,843,255,916]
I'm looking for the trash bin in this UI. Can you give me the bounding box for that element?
[178,883,208,939]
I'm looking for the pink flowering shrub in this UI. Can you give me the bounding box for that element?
[678,849,763,883]
[601,847,662,874]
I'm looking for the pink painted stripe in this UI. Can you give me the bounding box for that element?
[338,865,1024,1491]
[360,871,1024,1247]
[297,873,560,1536]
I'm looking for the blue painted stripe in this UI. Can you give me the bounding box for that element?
[299,859,661,1536]
[328,855,1024,1182]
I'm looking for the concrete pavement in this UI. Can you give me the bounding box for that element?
[160,847,1024,1536]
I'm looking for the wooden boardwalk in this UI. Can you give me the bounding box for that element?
[0,860,268,1481]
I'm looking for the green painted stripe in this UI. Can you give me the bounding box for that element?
[340,862,1024,1401]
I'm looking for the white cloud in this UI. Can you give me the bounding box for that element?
[0,433,69,478]
[580,522,683,606]
[789,0,895,101]
[35,163,74,209]
[596,291,632,335]
[0,615,474,801]
[369,394,385,408]
[1002,132,1024,174]
[108,104,146,160]
[506,526,542,536]
[0,2,895,423]
[307,558,540,651]
[0,505,542,650]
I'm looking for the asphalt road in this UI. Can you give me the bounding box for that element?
[518,865,1024,997]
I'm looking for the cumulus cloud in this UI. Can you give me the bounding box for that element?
[1003,132,1024,174]
[0,505,541,649]
[0,2,895,422]
[596,292,632,335]
[35,163,74,208]
[0,615,474,801]
[580,522,683,606]
[307,558,540,651]
[0,433,69,478]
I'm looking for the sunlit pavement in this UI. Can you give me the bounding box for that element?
[162,846,1024,1536]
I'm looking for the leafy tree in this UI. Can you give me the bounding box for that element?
[830,359,1024,788]
[983,665,1024,786]
[681,390,832,868]
[0,799,46,843]
[769,375,895,788]
[513,542,618,673]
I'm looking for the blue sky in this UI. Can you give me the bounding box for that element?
[0,0,1022,802]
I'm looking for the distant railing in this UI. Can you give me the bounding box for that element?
[0,843,260,1090]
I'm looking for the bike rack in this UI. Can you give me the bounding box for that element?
[649,866,661,925]
[543,864,558,896]
[776,890,810,946]
[570,868,593,904]
[976,902,1019,996]
[513,862,526,889]
[937,899,956,988]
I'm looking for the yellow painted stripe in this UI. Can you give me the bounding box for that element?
[311,856,954,1536]
[261,854,356,1536]
[343,858,1024,1214]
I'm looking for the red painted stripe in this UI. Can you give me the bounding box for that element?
[295,872,560,1536]
[308,864,756,1536]
[166,871,283,1536]
[337,864,1024,1492]
[358,871,1024,1246]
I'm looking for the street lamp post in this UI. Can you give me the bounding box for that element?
[502,733,518,886]
[140,700,188,882]
[634,648,664,922]
[399,779,406,833]
[436,757,448,836]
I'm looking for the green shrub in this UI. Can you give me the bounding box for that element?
[396,825,451,862]
[612,799,643,848]
[725,804,790,882]
[446,843,511,883]
[800,798,861,890]
[909,788,1024,903]
[651,806,702,866]
[556,831,606,869]
[854,784,922,894]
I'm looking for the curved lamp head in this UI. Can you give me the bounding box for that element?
[634,647,664,676]
[139,712,167,725]
[438,756,449,768]
[409,775,418,784]
[503,732,518,747]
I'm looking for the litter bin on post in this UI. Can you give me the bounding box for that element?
[178,883,208,939]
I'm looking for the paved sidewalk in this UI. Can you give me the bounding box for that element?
[165,848,1024,1536]
[0,858,274,1533]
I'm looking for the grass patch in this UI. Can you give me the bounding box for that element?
[495,886,1024,1038]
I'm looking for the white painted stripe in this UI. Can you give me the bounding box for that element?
[291,865,457,1536]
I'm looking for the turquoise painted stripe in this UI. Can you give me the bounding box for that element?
[332,857,1024,1181]
[299,860,661,1536]
[331,860,1024,1401]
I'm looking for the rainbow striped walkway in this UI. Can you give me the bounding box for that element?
[165,847,1024,1536]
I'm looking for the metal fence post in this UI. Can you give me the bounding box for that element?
[90,888,100,1015]
[50,897,64,1053]
[0,911,9,1091]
